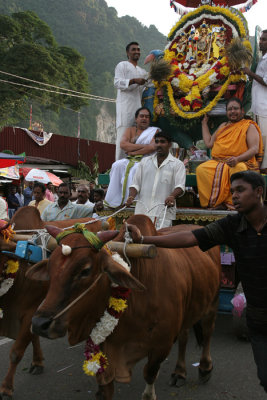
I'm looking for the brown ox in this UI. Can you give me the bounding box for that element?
[29,215,221,400]
[0,206,106,399]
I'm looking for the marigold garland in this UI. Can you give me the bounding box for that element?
[0,259,20,319]
[83,253,131,377]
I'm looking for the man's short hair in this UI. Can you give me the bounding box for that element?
[126,42,139,53]
[58,182,69,192]
[135,107,151,120]
[226,97,243,109]
[33,182,46,193]
[154,131,172,143]
[230,171,266,196]
[262,29,267,34]
[94,188,105,199]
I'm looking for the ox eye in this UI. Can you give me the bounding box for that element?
[80,267,92,279]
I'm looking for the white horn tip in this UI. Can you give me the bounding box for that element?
[62,244,72,256]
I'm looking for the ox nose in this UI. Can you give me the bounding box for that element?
[31,315,53,338]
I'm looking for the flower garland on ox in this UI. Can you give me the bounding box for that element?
[0,259,20,318]
[82,253,131,377]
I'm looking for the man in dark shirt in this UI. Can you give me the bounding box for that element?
[127,170,267,393]
[7,186,20,218]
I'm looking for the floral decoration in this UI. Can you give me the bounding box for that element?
[0,260,19,298]
[83,253,131,377]
[0,307,3,319]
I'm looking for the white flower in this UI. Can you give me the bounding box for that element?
[111,253,130,272]
[91,311,118,345]
[86,360,100,374]
[0,278,14,297]
[171,78,180,88]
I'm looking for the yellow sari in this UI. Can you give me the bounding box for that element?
[196,119,263,209]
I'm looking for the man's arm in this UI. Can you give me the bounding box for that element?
[114,63,146,91]
[120,128,144,153]
[242,67,267,87]
[126,224,198,247]
[226,124,260,167]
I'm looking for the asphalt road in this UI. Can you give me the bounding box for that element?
[0,314,265,400]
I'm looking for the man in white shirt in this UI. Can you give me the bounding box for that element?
[243,30,267,171]
[72,184,94,208]
[114,42,149,160]
[126,131,186,229]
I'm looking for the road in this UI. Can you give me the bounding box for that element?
[0,314,265,400]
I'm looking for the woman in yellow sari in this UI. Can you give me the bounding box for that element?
[196,97,263,210]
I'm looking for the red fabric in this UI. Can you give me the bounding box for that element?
[0,159,24,168]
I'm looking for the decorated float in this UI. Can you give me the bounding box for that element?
[144,0,258,149]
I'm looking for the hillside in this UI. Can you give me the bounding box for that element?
[0,0,168,141]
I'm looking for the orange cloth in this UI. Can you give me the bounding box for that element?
[196,119,263,209]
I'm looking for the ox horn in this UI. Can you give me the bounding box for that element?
[45,225,64,238]
[97,230,119,243]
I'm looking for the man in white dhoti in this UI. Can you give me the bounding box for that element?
[104,107,159,208]
[114,42,149,160]
[243,30,267,172]
[126,131,186,229]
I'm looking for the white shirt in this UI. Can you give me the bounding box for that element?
[114,61,148,128]
[0,197,8,219]
[72,199,95,207]
[130,153,186,220]
[251,53,267,117]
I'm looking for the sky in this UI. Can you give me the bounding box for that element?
[105,0,267,37]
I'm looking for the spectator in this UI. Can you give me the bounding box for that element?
[29,182,52,214]
[23,181,34,205]
[15,186,24,208]
[45,182,55,202]
[7,186,20,218]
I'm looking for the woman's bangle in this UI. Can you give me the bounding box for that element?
[140,235,144,244]
[128,196,135,200]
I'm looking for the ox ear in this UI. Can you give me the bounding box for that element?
[45,225,64,238]
[102,253,146,291]
[26,259,49,281]
[97,230,119,243]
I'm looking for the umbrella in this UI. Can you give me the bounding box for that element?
[24,168,63,186]
[0,152,25,168]
[171,0,257,10]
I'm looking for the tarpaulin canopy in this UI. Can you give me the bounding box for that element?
[0,152,25,168]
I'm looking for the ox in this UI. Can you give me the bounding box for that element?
[0,206,106,399]
[29,215,221,400]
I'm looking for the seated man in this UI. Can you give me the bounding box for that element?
[104,107,159,208]
[29,182,52,214]
[126,131,186,229]
[196,97,263,210]
[41,182,94,221]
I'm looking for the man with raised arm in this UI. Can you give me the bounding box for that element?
[127,170,267,394]
[114,42,149,160]
[243,30,267,173]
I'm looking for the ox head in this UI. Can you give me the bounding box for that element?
[28,225,145,340]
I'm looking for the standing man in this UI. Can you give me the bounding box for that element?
[23,181,33,206]
[15,186,24,208]
[41,183,94,221]
[127,171,267,394]
[126,131,186,229]
[45,182,55,202]
[7,186,20,218]
[243,30,267,172]
[114,41,149,160]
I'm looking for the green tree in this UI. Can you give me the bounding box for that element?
[0,11,89,124]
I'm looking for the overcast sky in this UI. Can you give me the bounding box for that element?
[106,0,267,37]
